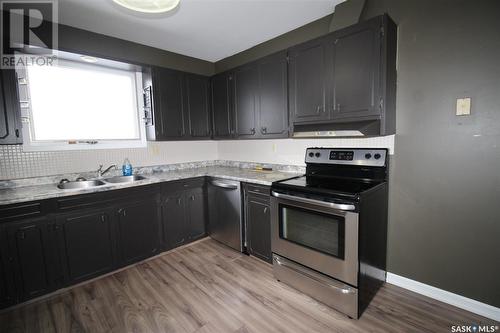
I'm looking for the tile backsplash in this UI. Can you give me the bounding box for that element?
[0,141,218,180]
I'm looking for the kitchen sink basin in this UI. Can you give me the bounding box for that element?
[104,175,147,183]
[57,180,106,190]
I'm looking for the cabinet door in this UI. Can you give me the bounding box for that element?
[211,72,233,138]
[0,228,14,308]
[185,74,211,138]
[186,187,206,241]
[162,191,187,250]
[0,69,22,144]
[257,52,289,138]
[57,210,115,284]
[6,218,58,301]
[233,65,258,138]
[116,198,161,265]
[246,193,272,263]
[153,67,185,139]
[288,37,329,124]
[331,20,381,120]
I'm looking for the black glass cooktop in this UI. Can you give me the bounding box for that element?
[273,175,383,198]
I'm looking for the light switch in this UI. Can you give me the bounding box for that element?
[456,97,471,116]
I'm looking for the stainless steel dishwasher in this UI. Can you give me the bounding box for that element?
[207,178,243,252]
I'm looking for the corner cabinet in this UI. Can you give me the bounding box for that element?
[290,14,397,136]
[211,71,234,138]
[150,68,211,141]
[0,69,22,144]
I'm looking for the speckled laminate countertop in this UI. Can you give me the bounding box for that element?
[0,166,302,206]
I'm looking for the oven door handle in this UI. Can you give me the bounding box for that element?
[271,191,355,211]
[273,256,356,294]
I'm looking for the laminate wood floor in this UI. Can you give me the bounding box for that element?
[1,238,497,333]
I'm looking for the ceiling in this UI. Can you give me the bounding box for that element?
[58,0,343,62]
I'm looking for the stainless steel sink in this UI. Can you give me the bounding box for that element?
[57,180,106,190]
[104,175,147,184]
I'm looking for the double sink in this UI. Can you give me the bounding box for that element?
[57,175,147,190]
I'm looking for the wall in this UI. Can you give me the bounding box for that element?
[0,141,217,180]
[360,0,500,307]
[218,136,394,165]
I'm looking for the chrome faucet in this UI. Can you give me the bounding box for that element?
[97,164,117,178]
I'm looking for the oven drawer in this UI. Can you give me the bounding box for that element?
[273,254,358,318]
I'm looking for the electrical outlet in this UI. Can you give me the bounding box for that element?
[456,97,471,116]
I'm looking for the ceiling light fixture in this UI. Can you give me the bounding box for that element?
[112,0,180,14]
[80,55,98,63]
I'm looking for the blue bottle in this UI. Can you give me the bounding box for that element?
[122,158,133,176]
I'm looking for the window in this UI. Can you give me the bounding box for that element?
[17,56,146,151]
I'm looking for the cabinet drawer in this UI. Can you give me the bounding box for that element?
[161,177,205,193]
[0,201,52,223]
[245,183,270,196]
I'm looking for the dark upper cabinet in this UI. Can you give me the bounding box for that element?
[150,68,211,141]
[330,18,382,120]
[257,51,289,138]
[233,64,259,138]
[288,36,330,124]
[184,74,211,138]
[0,69,22,145]
[162,190,187,249]
[152,67,185,139]
[116,197,161,265]
[6,217,60,301]
[244,184,272,263]
[211,72,233,139]
[56,209,115,285]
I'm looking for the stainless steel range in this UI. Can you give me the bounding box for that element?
[270,147,389,319]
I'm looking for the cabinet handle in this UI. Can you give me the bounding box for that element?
[250,128,256,135]
[15,129,20,137]
[336,103,341,112]
[261,127,267,134]
[177,198,182,205]
[263,207,268,214]
[101,215,106,223]
[122,210,127,217]
[190,195,195,201]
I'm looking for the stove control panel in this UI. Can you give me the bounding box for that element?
[305,148,387,167]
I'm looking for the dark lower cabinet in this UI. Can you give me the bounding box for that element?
[56,210,115,284]
[116,198,161,265]
[162,190,187,249]
[6,217,60,301]
[0,228,14,308]
[244,184,272,263]
[161,179,206,250]
[186,187,206,240]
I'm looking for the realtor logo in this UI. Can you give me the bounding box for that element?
[1,0,58,68]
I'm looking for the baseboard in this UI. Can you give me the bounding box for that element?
[386,273,500,322]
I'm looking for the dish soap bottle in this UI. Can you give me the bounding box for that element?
[122,158,133,176]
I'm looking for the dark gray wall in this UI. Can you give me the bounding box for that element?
[214,14,333,73]
[59,25,214,76]
[361,0,500,307]
[215,0,500,307]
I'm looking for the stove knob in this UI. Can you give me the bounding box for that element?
[374,153,381,160]
[315,152,321,158]
[365,153,372,159]
[308,152,314,158]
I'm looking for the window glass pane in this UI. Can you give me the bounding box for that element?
[279,205,345,258]
[27,62,139,141]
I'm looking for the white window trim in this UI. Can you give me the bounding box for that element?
[17,59,147,152]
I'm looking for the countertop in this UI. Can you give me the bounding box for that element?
[0,166,302,206]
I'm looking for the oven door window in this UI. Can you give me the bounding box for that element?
[279,204,345,259]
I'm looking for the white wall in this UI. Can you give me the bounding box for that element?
[217,135,395,166]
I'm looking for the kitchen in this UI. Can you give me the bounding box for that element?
[0,0,499,332]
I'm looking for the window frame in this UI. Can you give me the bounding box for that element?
[17,57,147,151]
